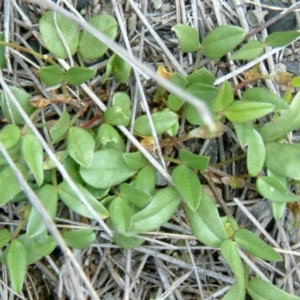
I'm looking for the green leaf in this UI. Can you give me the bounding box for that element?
[65,66,96,85]
[243,87,289,111]
[184,83,218,125]
[67,127,95,168]
[111,54,132,83]
[120,184,152,208]
[259,91,300,141]
[0,124,21,149]
[31,235,56,258]
[80,148,136,189]
[131,187,182,232]
[0,228,11,248]
[104,92,131,126]
[79,14,118,59]
[172,165,201,211]
[97,123,125,151]
[234,228,282,261]
[186,68,216,85]
[256,176,298,203]
[0,164,27,205]
[0,32,6,68]
[224,101,274,122]
[265,31,300,48]
[186,205,222,247]
[173,24,200,52]
[291,76,300,88]
[247,278,300,300]
[202,25,245,59]
[58,181,109,219]
[212,80,234,112]
[39,11,79,59]
[220,239,245,291]
[50,111,70,143]
[109,197,132,234]
[222,282,245,300]
[63,229,95,249]
[134,108,178,136]
[234,122,253,147]
[167,73,188,111]
[123,151,147,170]
[7,239,27,294]
[133,165,156,195]
[112,232,144,249]
[247,129,266,176]
[102,54,114,83]
[39,65,64,87]
[22,133,44,186]
[179,149,209,171]
[265,142,300,180]
[27,185,58,238]
[1,86,36,125]
[231,40,264,61]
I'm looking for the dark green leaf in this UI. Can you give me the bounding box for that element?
[112,232,144,249]
[265,31,300,47]
[50,111,70,144]
[97,123,125,151]
[31,235,56,258]
[266,142,300,180]
[0,32,6,68]
[0,124,21,149]
[212,80,234,112]
[234,228,282,261]
[256,176,298,203]
[27,185,58,238]
[65,66,96,85]
[67,127,95,168]
[173,24,200,52]
[202,25,245,59]
[120,183,152,207]
[234,122,253,147]
[179,149,209,171]
[167,73,188,111]
[1,86,36,125]
[39,11,79,59]
[231,40,264,61]
[247,278,300,300]
[222,282,245,300]
[224,101,274,122]
[0,228,11,248]
[63,229,95,249]
[186,68,216,85]
[172,165,201,211]
[22,133,44,186]
[79,14,118,59]
[80,148,136,189]
[39,65,64,86]
[134,108,178,136]
[7,239,27,294]
[58,181,109,219]
[111,54,132,83]
[133,165,156,195]
[243,87,289,111]
[131,187,182,232]
[123,151,147,170]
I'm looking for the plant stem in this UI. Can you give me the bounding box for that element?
[212,153,246,168]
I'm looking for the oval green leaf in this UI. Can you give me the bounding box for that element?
[222,282,245,300]
[265,142,300,180]
[224,101,274,123]
[0,124,21,149]
[202,25,245,59]
[167,73,188,111]
[39,65,64,87]
[50,111,70,144]
[134,108,178,136]
[186,68,216,85]
[39,11,79,59]
[122,151,147,170]
[172,165,201,211]
[58,181,109,219]
[173,24,200,53]
[234,228,282,261]
[27,185,58,238]
[0,228,11,248]
[79,148,136,189]
[131,187,182,232]
[265,31,300,48]
[179,149,209,171]
[97,123,125,151]
[112,232,144,249]
[67,127,95,168]
[111,55,132,83]
[120,183,152,208]
[234,122,253,148]
[247,129,266,176]
[212,80,234,112]
[231,40,264,61]
[22,133,44,186]
[79,14,118,59]
[63,229,95,249]
[65,66,96,85]
[256,176,299,203]
[7,239,27,294]
[133,165,157,195]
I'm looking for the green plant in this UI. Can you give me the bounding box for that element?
[1,5,300,299]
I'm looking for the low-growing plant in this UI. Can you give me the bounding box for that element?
[1,5,300,300]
